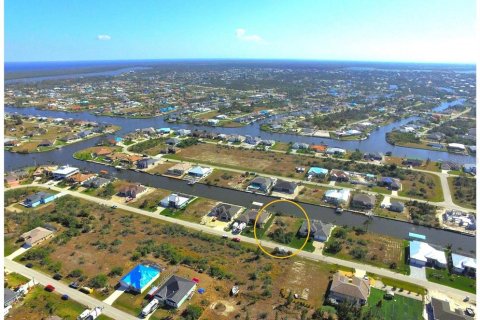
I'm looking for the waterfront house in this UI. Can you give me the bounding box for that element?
[237,209,270,228]
[21,227,54,247]
[298,219,332,242]
[166,137,180,146]
[440,161,460,171]
[209,203,243,222]
[463,164,476,175]
[176,129,191,136]
[68,173,96,185]
[451,253,476,276]
[310,145,327,153]
[246,176,275,194]
[389,201,405,213]
[351,193,376,210]
[165,163,192,176]
[324,189,351,205]
[52,165,79,179]
[154,275,197,308]
[364,152,383,161]
[82,176,111,189]
[272,179,298,194]
[117,184,146,198]
[292,142,309,150]
[37,139,55,147]
[447,143,466,152]
[137,158,158,169]
[403,158,423,167]
[409,240,447,268]
[245,135,261,145]
[22,192,56,208]
[328,272,370,306]
[160,193,191,209]
[326,147,346,155]
[187,166,212,178]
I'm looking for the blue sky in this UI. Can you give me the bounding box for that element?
[5,0,477,63]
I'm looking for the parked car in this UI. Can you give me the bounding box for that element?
[222,234,228,239]
[80,287,93,294]
[45,285,55,292]
[232,237,241,242]
[69,282,80,289]
[26,263,33,268]
[61,294,69,300]
[53,273,63,280]
[466,308,475,316]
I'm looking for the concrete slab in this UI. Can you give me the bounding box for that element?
[7,246,30,260]
[103,285,127,305]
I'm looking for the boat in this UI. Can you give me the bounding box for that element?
[231,286,239,296]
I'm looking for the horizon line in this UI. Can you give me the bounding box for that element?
[5,57,476,66]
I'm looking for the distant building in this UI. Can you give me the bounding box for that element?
[155,275,197,308]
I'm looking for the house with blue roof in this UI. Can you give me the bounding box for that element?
[188,166,212,178]
[158,128,172,134]
[22,192,56,208]
[120,264,161,293]
[307,167,329,180]
[451,253,476,275]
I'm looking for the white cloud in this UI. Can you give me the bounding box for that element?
[235,28,262,42]
[97,34,111,41]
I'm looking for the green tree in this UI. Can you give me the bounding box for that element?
[89,274,108,288]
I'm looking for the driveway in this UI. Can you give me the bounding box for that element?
[409,265,427,281]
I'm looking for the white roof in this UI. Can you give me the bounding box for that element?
[451,253,476,270]
[53,165,79,175]
[325,189,351,202]
[448,143,466,150]
[409,241,446,265]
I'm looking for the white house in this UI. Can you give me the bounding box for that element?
[324,189,351,205]
[160,194,191,209]
[52,165,79,179]
[451,253,476,274]
[409,240,447,268]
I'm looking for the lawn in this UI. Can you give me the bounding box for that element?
[203,168,252,190]
[363,288,424,320]
[448,176,476,209]
[5,272,29,288]
[270,142,291,152]
[398,172,444,202]
[426,268,476,294]
[6,285,113,320]
[323,227,409,274]
[295,185,329,206]
[128,188,171,212]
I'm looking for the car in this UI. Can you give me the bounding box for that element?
[232,237,241,242]
[222,234,228,239]
[26,263,33,268]
[466,307,475,316]
[69,282,80,289]
[53,273,63,280]
[111,205,117,209]
[61,294,69,300]
[464,296,470,302]
[45,285,55,292]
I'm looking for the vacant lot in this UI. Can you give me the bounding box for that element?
[399,172,444,202]
[145,161,176,175]
[363,288,424,320]
[323,226,409,274]
[448,176,476,209]
[384,156,441,172]
[127,188,171,212]
[203,168,253,190]
[6,285,112,320]
[127,137,168,156]
[296,185,327,206]
[161,198,218,223]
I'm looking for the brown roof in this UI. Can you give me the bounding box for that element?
[94,147,114,156]
[330,272,370,301]
[68,173,95,183]
[21,227,53,245]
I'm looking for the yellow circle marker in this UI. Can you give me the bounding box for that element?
[253,199,310,259]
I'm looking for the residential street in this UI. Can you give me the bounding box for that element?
[7,183,476,307]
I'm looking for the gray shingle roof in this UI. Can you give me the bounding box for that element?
[154,275,196,305]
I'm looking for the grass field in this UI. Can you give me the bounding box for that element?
[426,268,476,294]
[128,188,171,212]
[448,176,476,209]
[399,172,444,202]
[5,272,29,288]
[364,288,424,320]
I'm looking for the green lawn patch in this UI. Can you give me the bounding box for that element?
[426,268,476,294]
[368,274,426,296]
[363,288,424,320]
[5,272,29,288]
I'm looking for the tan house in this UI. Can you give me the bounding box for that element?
[165,163,192,177]
[21,227,54,247]
[328,272,370,306]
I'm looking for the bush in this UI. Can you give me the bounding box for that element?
[89,274,108,288]
[108,266,123,277]
[182,304,203,320]
[325,240,343,254]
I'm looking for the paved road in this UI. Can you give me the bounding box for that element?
[4,259,139,320]
[7,183,476,304]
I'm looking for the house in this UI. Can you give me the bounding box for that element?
[82,176,111,189]
[272,179,299,194]
[440,161,460,171]
[176,129,191,136]
[4,139,20,147]
[328,272,370,306]
[351,193,376,210]
[78,130,92,138]
[158,128,171,134]
[292,142,309,150]
[166,137,180,146]
[237,209,270,228]
[209,203,243,222]
[380,177,401,190]
[68,173,95,184]
[207,119,219,126]
[59,134,77,142]
[245,135,261,145]
[154,275,197,308]
[137,158,158,169]
[259,139,275,146]
[4,288,22,308]
[326,147,346,155]
[409,240,447,268]
[92,147,113,157]
[403,158,423,167]
[447,143,466,152]
[188,166,212,178]
[160,193,191,209]
[463,164,476,175]
[298,219,332,242]
[364,152,383,161]
[246,176,275,193]
[430,297,470,320]
[21,227,54,247]
[228,134,245,143]
[165,163,192,176]
[22,192,56,208]
[329,169,349,182]
[37,139,55,147]
[52,165,79,179]
[324,189,351,205]
[389,201,405,213]
[451,253,476,275]
[310,145,327,153]
[307,167,329,179]
[117,184,146,198]
[120,264,161,293]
